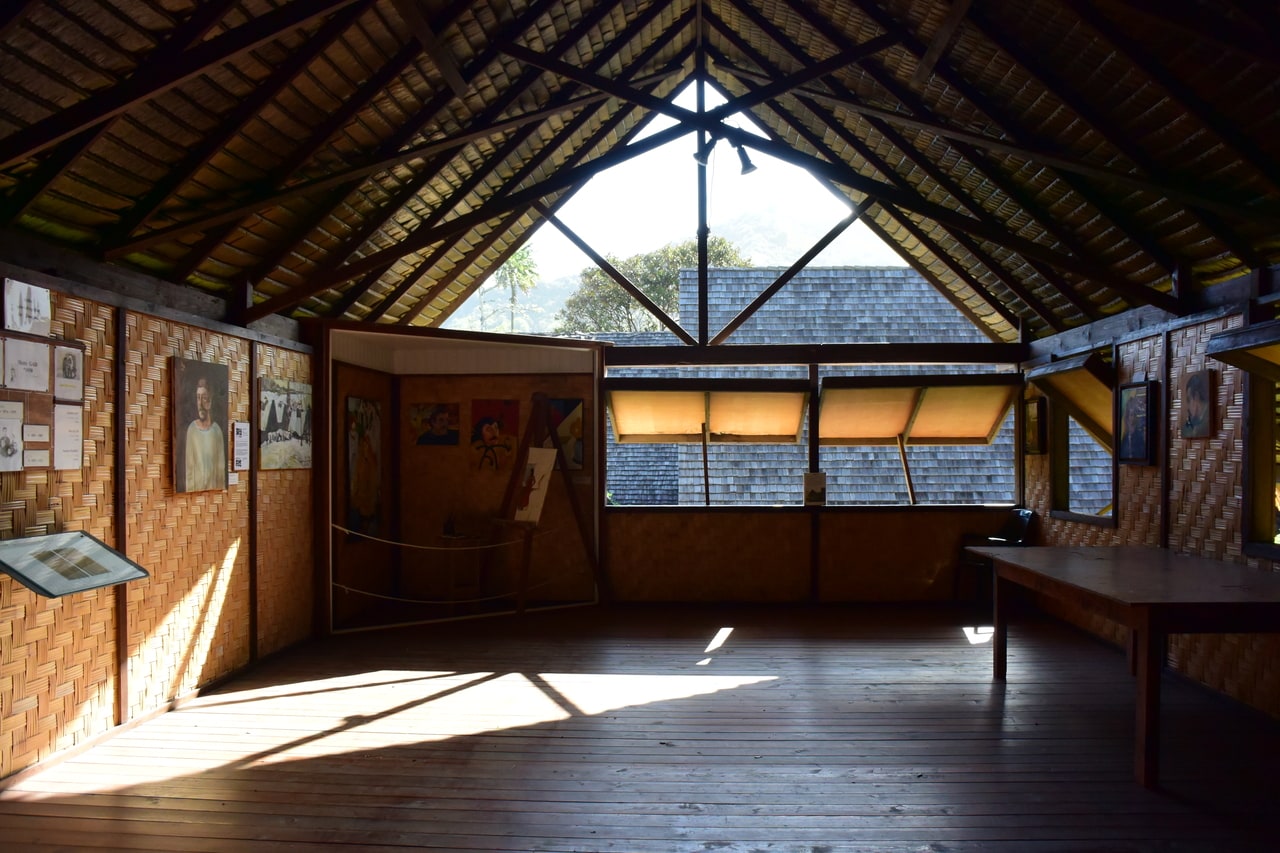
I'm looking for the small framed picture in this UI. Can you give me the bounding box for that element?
[1023,397,1046,455]
[1180,369,1212,439]
[1118,381,1157,465]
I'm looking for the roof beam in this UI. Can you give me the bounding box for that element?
[0,0,361,170]
[968,5,1266,268]
[910,0,973,87]
[705,23,1076,331]
[1090,0,1280,69]
[105,87,620,258]
[0,0,243,225]
[99,0,373,246]
[834,1,1181,271]
[1067,0,1280,195]
[537,202,696,345]
[243,1,686,323]
[388,0,469,97]
[604,342,1028,367]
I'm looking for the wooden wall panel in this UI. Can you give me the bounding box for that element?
[820,508,1012,601]
[121,314,251,718]
[0,294,116,777]
[607,511,810,602]
[254,344,313,656]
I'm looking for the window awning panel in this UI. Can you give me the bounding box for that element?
[1025,352,1115,446]
[1207,319,1280,383]
[818,375,1020,446]
[606,380,809,444]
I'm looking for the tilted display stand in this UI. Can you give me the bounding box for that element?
[490,392,601,611]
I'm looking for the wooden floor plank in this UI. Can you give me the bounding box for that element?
[2,604,1277,852]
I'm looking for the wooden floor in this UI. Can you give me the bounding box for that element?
[2,604,1278,852]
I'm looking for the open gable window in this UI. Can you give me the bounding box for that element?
[1207,320,1280,555]
[817,374,1018,505]
[1026,352,1117,523]
[606,378,809,505]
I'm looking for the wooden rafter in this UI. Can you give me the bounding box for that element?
[243,3,690,324]
[705,21,1074,330]
[389,0,469,97]
[100,0,374,247]
[0,0,362,170]
[1,0,244,225]
[537,202,696,345]
[910,0,973,86]
[969,5,1265,269]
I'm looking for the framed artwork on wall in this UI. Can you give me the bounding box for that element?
[1180,369,1212,439]
[1024,397,1046,455]
[259,378,312,469]
[1118,381,1157,465]
[346,396,381,535]
[171,357,228,493]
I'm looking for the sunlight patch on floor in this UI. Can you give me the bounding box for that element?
[963,625,994,644]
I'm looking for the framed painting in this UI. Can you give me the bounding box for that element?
[1179,369,1212,439]
[259,378,313,469]
[1118,381,1157,466]
[346,396,381,535]
[1024,397,1046,455]
[172,357,228,493]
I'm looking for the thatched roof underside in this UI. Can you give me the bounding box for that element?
[1,1,1278,342]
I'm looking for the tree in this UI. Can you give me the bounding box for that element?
[493,244,538,330]
[552,236,751,334]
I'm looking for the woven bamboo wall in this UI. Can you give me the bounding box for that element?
[0,294,116,778]
[1027,315,1280,717]
[254,344,313,656]
[121,314,251,719]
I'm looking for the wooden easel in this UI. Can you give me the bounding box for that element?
[492,393,601,611]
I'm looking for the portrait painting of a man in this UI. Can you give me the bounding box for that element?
[172,357,229,493]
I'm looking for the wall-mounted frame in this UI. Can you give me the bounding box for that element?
[1180,369,1212,439]
[1118,381,1157,465]
[0,530,148,598]
[172,357,229,493]
[1024,397,1046,455]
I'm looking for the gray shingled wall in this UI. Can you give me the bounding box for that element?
[594,267,1103,507]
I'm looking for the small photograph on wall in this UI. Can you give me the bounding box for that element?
[259,378,313,469]
[4,278,51,337]
[544,398,584,469]
[409,402,460,445]
[0,415,23,473]
[172,357,229,492]
[53,345,83,402]
[1024,397,1046,455]
[1180,369,1212,439]
[1118,381,1156,465]
[471,398,518,471]
[346,396,381,535]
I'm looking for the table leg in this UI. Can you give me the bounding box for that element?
[1133,625,1165,788]
[993,572,1008,680]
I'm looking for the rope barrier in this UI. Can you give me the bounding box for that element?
[330,522,563,551]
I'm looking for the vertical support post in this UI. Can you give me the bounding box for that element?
[992,570,1009,681]
[1133,614,1165,788]
[113,306,129,727]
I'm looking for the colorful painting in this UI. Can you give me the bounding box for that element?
[409,402,460,445]
[259,378,312,469]
[544,398,585,469]
[471,398,518,471]
[172,357,228,493]
[346,396,381,534]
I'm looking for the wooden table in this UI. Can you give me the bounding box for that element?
[966,545,1280,788]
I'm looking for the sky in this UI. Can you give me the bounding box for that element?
[446,84,905,330]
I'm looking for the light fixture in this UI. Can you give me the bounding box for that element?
[693,135,717,166]
[735,143,757,175]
